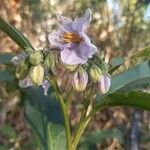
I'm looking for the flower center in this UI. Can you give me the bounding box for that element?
[62,32,82,43]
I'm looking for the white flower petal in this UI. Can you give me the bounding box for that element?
[19,76,33,88]
[11,52,27,65]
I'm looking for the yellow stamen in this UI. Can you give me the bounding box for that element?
[62,32,82,43]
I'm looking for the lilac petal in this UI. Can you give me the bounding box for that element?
[11,52,27,65]
[58,15,74,32]
[48,31,62,48]
[57,15,73,25]
[77,42,97,59]
[80,32,91,43]
[98,75,111,94]
[73,8,92,32]
[61,48,87,65]
[42,80,50,95]
[19,76,33,88]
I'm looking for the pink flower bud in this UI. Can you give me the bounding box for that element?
[98,75,111,94]
[72,68,88,91]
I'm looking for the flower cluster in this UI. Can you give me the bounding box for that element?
[11,8,111,95]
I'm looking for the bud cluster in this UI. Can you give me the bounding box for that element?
[11,48,55,93]
[70,57,111,94]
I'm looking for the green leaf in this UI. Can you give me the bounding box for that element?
[0,70,15,81]
[0,53,14,64]
[0,123,17,139]
[23,87,66,150]
[79,128,124,146]
[94,91,150,112]
[0,17,34,50]
[109,56,124,74]
[109,61,150,93]
[0,145,9,150]
[47,123,66,150]
[113,48,150,75]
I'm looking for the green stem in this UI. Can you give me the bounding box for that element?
[72,85,96,150]
[72,116,91,150]
[47,77,72,150]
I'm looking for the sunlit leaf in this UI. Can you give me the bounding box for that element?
[113,48,150,75]
[109,61,150,93]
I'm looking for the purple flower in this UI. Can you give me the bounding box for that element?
[72,68,88,91]
[48,8,97,65]
[98,75,111,94]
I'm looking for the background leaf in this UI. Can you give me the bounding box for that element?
[0,53,14,64]
[0,123,17,139]
[23,87,66,150]
[79,128,124,149]
[0,70,15,81]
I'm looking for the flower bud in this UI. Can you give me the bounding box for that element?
[72,68,88,91]
[64,64,77,71]
[44,52,55,69]
[15,60,29,79]
[98,75,111,94]
[29,51,43,65]
[89,65,102,82]
[29,65,44,86]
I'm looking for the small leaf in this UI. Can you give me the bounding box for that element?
[109,56,124,74]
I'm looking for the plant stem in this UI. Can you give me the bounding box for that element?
[47,77,72,150]
[72,116,91,150]
[72,85,96,150]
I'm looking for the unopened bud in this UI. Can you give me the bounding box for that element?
[15,60,28,79]
[44,52,55,69]
[29,51,43,65]
[72,68,88,91]
[29,65,44,86]
[89,65,102,82]
[98,75,111,94]
[64,64,77,71]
